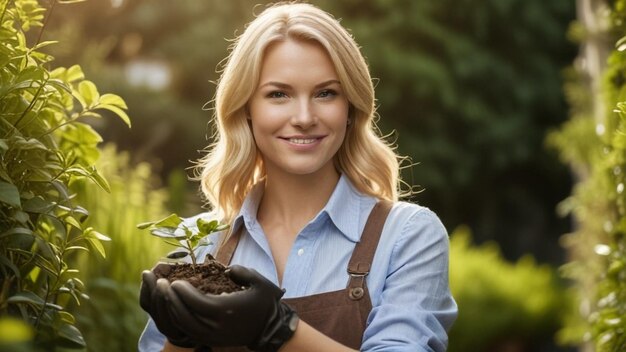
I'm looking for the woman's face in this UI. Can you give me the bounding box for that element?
[248,39,349,179]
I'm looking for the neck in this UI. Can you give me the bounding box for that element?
[257,167,340,233]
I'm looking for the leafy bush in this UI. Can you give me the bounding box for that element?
[67,144,170,352]
[0,0,128,349]
[448,226,568,352]
[548,1,626,350]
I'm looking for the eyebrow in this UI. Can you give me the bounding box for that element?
[258,79,341,89]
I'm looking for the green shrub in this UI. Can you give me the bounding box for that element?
[548,2,626,350]
[0,0,128,349]
[448,226,568,351]
[67,144,170,352]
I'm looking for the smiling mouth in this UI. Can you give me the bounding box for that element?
[288,138,318,144]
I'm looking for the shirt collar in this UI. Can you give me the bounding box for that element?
[232,174,367,242]
[319,173,364,242]
[232,181,265,235]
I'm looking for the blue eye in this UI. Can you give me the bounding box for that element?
[267,91,287,99]
[317,89,337,98]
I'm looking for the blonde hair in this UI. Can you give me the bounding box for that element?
[195,2,405,225]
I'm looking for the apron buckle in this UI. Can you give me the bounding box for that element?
[347,271,368,300]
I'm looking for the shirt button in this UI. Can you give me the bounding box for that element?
[297,248,304,256]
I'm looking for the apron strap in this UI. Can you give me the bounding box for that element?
[346,200,393,300]
[215,225,242,266]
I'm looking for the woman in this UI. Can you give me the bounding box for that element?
[139,3,457,351]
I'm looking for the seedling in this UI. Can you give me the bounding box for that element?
[137,214,229,267]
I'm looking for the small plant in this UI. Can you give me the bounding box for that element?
[137,214,228,267]
[137,214,243,296]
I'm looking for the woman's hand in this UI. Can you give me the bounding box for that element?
[139,264,197,349]
[166,265,299,352]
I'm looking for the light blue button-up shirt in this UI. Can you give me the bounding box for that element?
[139,174,457,352]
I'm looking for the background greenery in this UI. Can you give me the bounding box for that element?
[67,144,169,351]
[0,0,130,349]
[45,0,576,264]
[8,0,626,351]
[549,0,626,350]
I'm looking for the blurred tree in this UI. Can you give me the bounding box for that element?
[44,0,575,263]
[317,0,576,263]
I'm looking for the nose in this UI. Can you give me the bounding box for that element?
[290,98,317,129]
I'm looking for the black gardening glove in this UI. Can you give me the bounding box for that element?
[139,264,197,348]
[165,265,299,352]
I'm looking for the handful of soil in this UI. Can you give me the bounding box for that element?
[154,254,247,295]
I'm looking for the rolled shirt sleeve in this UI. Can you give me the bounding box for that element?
[361,207,457,352]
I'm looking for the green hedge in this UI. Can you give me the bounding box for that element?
[0,0,128,349]
[448,226,568,351]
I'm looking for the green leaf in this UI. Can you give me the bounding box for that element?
[58,311,76,325]
[0,227,34,239]
[183,225,193,238]
[8,235,35,252]
[161,238,184,247]
[0,181,21,207]
[30,40,58,51]
[66,166,110,192]
[22,196,54,213]
[140,213,183,229]
[56,323,86,348]
[72,206,89,222]
[65,246,89,253]
[166,250,188,259]
[88,167,111,193]
[62,122,103,145]
[11,136,48,151]
[14,210,29,223]
[0,254,22,278]
[7,291,45,308]
[66,65,85,82]
[215,224,229,232]
[86,237,106,259]
[78,81,99,107]
[65,166,90,178]
[197,218,218,234]
[47,78,71,94]
[98,104,131,128]
[34,237,59,265]
[64,215,82,230]
[98,93,128,109]
[85,227,111,241]
[150,228,186,239]
[136,221,155,229]
[16,66,44,84]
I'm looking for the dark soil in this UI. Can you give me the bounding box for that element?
[154,254,246,295]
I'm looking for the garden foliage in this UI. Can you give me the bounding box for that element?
[0,0,128,349]
[42,0,576,261]
[68,145,170,352]
[448,227,568,352]
[549,0,626,350]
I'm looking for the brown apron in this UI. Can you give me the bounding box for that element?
[212,200,393,351]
